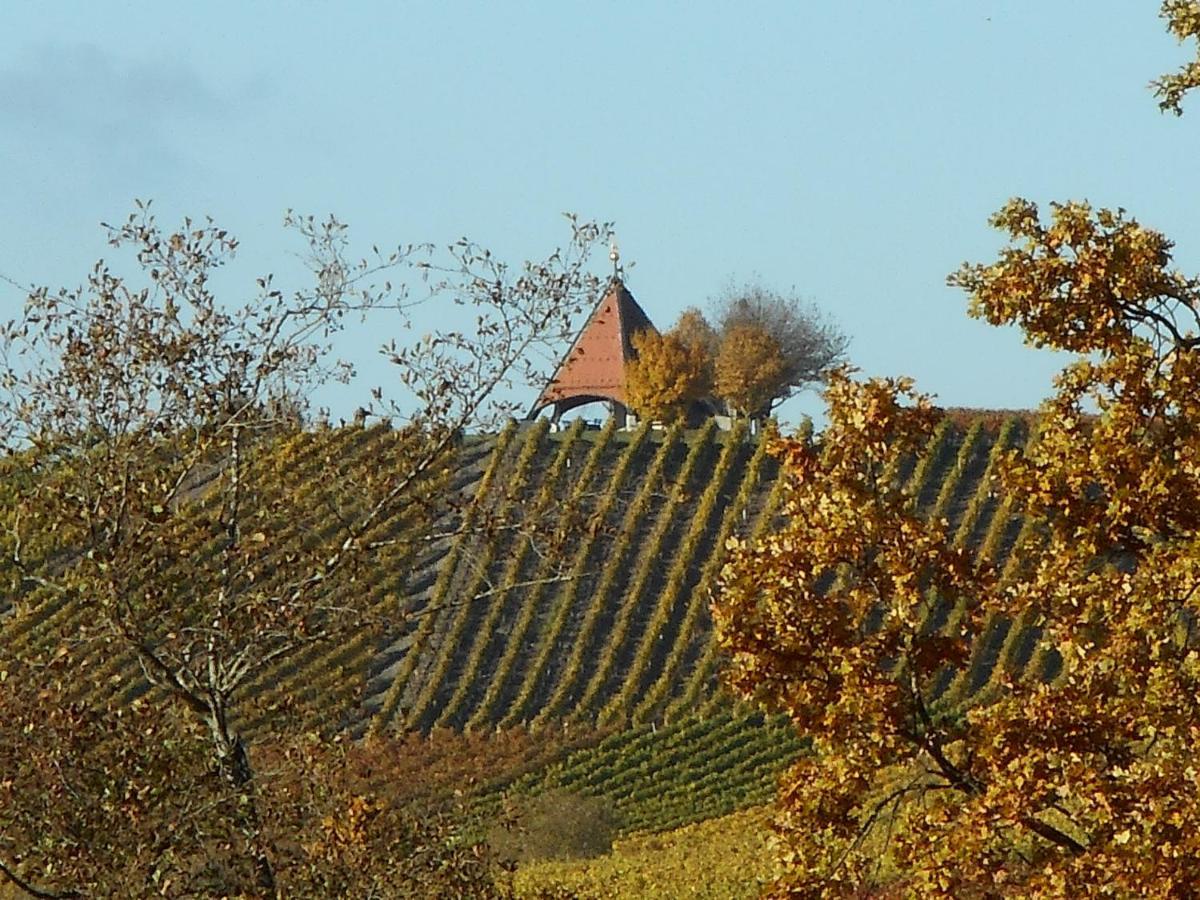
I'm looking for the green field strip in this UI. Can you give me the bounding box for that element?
[907,419,956,517]
[555,712,732,778]
[467,715,730,829]
[600,423,751,726]
[670,473,788,716]
[576,422,721,723]
[626,718,795,799]
[556,715,742,795]
[531,423,683,727]
[437,422,587,731]
[503,709,795,835]
[951,419,1021,550]
[43,425,379,709]
[585,716,772,801]
[229,429,454,707]
[931,421,986,530]
[474,420,620,730]
[367,419,518,734]
[401,422,539,731]
[473,713,782,837]
[616,751,787,824]
[629,426,764,725]
[420,422,558,730]
[500,422,654,727]
[615,738,792,823]
[603,724,797,834]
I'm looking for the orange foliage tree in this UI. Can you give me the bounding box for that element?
[711,282,848,420]
[1154,1,1200,114]
[714,198,1200,896]
[712,323,791,420]
[625,328,711,424]
[672,307,720,359]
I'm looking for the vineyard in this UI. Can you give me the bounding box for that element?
[0,411,1049,844]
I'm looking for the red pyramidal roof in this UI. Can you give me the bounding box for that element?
[530,278,656,417]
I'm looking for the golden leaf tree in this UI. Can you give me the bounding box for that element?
[712,322,791,419]
[711,283,848,420]
[672,306,720,359]
[715,199,1200,896]
[625,327,711,424]
[1154,0,1200,114]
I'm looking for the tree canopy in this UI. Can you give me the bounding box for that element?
[711,282,848,419]
[0,205,610,897]
[624,328,710,425]
[1154,1,1200,114]
[622,287,846,425]
[714,199,1200,896]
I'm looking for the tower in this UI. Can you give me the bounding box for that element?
[527,274,657,427]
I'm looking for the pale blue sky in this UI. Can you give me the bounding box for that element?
[1,2,1197,424]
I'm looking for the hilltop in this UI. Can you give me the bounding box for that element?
[1,410,1052,840]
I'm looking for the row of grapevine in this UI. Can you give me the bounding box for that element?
[491,707,801,837]
[466,420,620,730]
[570,422,721,723]
[502,422,656,727]
[434,420,587,730]
[368,420,520,733]
[913,421,986,636]
[932,420,1063,710]
[45,424,383,711]
[532,422,685,726]
[599,420,751,726]
[414,421,556,730]
[630,421,766,723]
[951,418,1021,550]
[673,465,789,717]
[4,412,1067,748]
[906,418,957,515]
[237,425,467,732]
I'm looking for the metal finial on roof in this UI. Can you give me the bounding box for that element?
[609,239,621,279]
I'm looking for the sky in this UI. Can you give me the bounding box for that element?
[1,2,1198,426]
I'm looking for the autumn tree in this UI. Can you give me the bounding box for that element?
[710,282,847,420]
[0,204,610,897]
[715,199,1200,897]
[1154,0,1200,114]
[624,326,711,424]
[712,323,791,420]
[0,662,513,898]
[672,306,719,358]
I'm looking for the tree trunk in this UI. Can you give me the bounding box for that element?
[216,732,277,896]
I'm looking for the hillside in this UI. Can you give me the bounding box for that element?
[1,411,1045,842]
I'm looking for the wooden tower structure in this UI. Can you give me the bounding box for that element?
[527,276,657,426]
